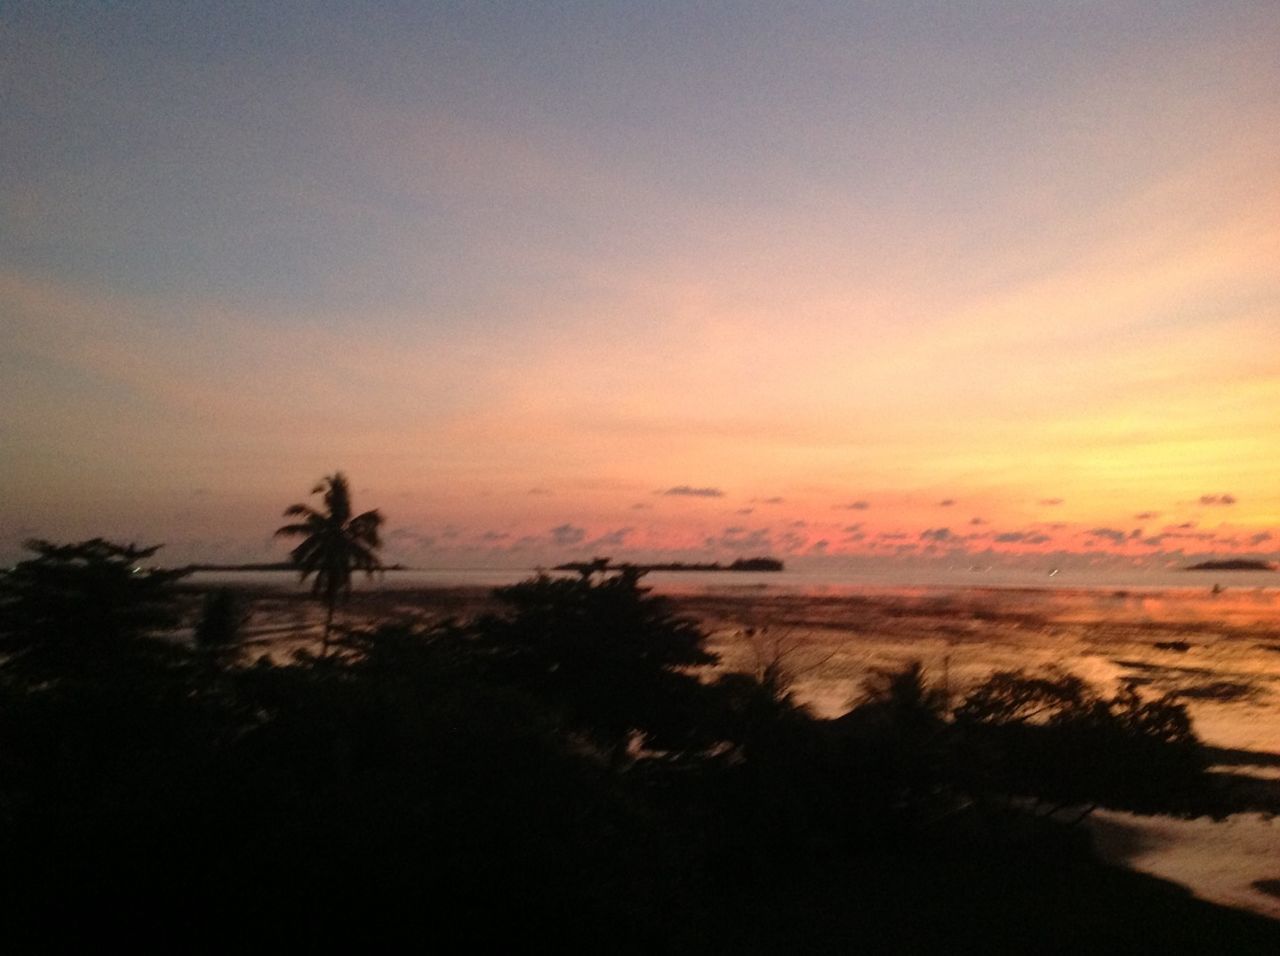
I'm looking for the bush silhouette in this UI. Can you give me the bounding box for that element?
[954,668,1208,818]
[194,587,249,663]
[0,538,188,681]
[476,567,721,763]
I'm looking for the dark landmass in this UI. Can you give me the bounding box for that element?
[555,556,784,574]
[184,561,410,571]
[1185,559,1276,572]
[3,539,1278,947]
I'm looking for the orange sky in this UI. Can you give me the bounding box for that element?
[2,3,1278,569]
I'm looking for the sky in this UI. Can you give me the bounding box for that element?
[2,1,1278,570]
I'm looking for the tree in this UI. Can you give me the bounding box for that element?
[476,567,720,763]
[953,669,1208,818]
[275,473,384,656]
[193,587,249,666]
[0,538,188,682]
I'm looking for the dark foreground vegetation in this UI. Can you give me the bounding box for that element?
[2,539,1278,950]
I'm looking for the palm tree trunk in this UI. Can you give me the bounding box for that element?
[322,597,335,658]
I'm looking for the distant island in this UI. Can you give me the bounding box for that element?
[1185,559,1276,572]
[555,556,784,574]
[184,562,410,572]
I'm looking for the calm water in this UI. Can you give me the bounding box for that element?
[190,563,1280,593]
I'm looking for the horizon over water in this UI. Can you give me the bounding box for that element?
[189,563,1279,594]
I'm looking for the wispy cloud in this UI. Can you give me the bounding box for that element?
[1087,527,1128,545]
[589,527,633,548]
[662,486,725,498]
[705,526,772,552]
[550,524,586,546]
[994,531,1051,544]
[1199,493,1237,506]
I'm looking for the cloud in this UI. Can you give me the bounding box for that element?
[478,530,510,542]
[1038,498,1064,506]
[789,520,807,528]
[939,499,955,507]
[386,527,437,550]
[1134,511,1160,520]
[877,532,909,541]
[630,502,651,510]
[1249,531,1273,546]
[776,528,808,552]
[920,527,953,542]
[1087,527,1128,545]
[808,539,829,555]
[705,526,773,551]
[527,487,553,496]
[753,496,785,505]
[969,517,987,526]
[842,523,863,533]
[549,523,586,546]
[836,500,870,510]
[1199,494,1237,506]
[736,507,754,515]
[662,485,725,498]
[589,527,633,548]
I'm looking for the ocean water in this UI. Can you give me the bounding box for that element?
[189,563,1280,594]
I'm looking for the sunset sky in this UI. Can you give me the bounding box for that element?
[3,2,1278,569]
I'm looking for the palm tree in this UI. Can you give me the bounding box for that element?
[275,472,384,656]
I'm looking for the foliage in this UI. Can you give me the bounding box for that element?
[476,567,721,761]
[194,587,250,662]
[0,538,188,681]
[0,549,1264,948]
[275,472,384,653]
[953,668,1208,817]
[831,661,956,828]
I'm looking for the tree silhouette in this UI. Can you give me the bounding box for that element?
[478,567,720,763]
[275,473,384,656]
[953,669,1208,818]
[0,538,187,681]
